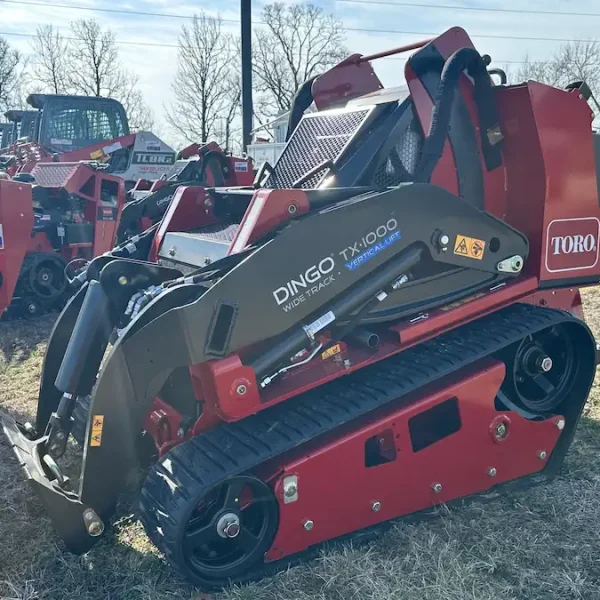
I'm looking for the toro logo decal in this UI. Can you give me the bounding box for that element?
[545,217,600,273]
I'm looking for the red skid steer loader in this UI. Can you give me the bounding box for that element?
[2,27,600,591]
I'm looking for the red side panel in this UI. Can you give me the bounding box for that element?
[226,156,254,186]
[532,84,600,283]
[497,82,600,285]
[0,181,34,313]
[496,85,546,279]
[90,174,126,255]
[265,360,563,560]
[150,186,218,262]
[228,189,310,255]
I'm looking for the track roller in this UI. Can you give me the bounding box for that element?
[140,467,279,589]
[501,325,579,414]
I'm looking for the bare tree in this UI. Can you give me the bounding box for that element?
[116,79,155,132]
[0,37,26,112]
[30,25,69,94]
[167,13,240,146]
[515,41,600,94]
[28,19,155,131]
[253,3,348,119]
[223,73,241,149]
[67,19,127,97]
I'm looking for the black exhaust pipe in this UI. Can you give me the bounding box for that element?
[250,246,422,379]
[349,327,380,349]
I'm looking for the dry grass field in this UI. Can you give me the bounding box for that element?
[2,290,600,600]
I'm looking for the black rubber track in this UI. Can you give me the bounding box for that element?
[138,302,595,590]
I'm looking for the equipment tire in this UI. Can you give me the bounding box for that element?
[139,443,279,590]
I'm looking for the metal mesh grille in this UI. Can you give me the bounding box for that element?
[31,163,80,187]
[186,221,239,243]
[370,117,423,188]
[266,108,371,189]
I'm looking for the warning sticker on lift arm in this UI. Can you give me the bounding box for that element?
[321,344,342,360]
[454,235,486,260]
[90,415,104,447]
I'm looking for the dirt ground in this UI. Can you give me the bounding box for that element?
[2,291,600,600]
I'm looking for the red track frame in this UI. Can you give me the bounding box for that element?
[262,359,564,561]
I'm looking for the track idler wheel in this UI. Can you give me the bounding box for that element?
[502,325,579,414]
[22,296,43,318]
[140,471,279,589]
[29,254,68,301]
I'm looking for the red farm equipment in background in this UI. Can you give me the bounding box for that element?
[0,94,177,186]
[0,140,253,318]
[0,163,125,317]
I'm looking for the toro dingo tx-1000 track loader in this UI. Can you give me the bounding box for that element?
[2,27,600,590]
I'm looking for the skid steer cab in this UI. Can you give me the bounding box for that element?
[2,27,600,592]
[0,94,176,185]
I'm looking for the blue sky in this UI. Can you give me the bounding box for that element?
[1,0,599,140]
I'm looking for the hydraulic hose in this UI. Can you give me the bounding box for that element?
[414,47,503,183]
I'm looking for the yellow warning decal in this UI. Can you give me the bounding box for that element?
[321,344,342,360]
[90,415,104,447]
[454,235,486,260]
[90,149,105,160]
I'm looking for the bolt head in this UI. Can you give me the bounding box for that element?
[223,522,240,538]
[540,356,553,372]
[55,431,66,441]
[236,384,247,395]
[49,443,61,457]
[440,234,450,246]
[372,501,381,512]
[510,256,523,272]
[537,450,547,460]
[555,418,565,430]
[88,521,104,537]
[494,422,508,440]
[288,204,297,214]
[118,275,128,286]
[488,467,497,477]
[204,197,213,207]
[284,482,297,498]
[83,508,104,537]
[432,483,442,493]
[303,519,314,531]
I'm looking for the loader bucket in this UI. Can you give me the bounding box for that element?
[0,180,34,315]
[1,413,97,553]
